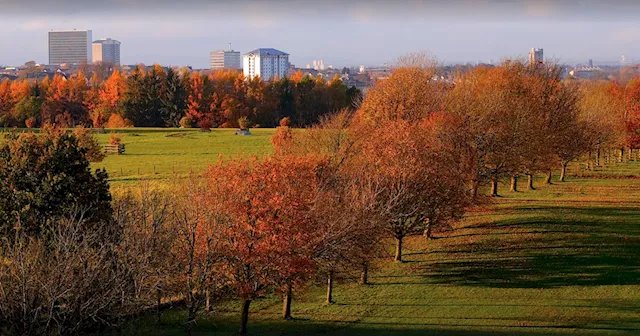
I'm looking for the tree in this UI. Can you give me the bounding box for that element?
[204,155,323,334]
[356,118,470,261]
[93,69,126,127]
[448,61,547,196]
[122,65,166,127]
[578,81,622,169]
[358,54,447,124]
[185,71,214,126]
[160,67,187,127]
[0,127,113,241]
[171,177,223,326]
[72,126,106,162]
[0,78,15,126]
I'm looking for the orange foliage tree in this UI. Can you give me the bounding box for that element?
[204,155,324,335]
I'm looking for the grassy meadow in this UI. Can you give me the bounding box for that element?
[91,128,275,187]
[3,128,639,335]
[103,137,639,336]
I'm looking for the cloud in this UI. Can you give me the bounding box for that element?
[612,27,640,42]
[525,0,557,17]
[2,0,640,21]
[19,19,48,31]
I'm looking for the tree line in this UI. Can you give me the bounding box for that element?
[0,65,361,129]
[1,58,640,335]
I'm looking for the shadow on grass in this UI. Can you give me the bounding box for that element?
[414,205,640,288]
[106,315,640,336]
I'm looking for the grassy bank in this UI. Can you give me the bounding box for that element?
[103,162,640,336]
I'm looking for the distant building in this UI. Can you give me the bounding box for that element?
[588,59,593,68]
[92,38,121,64]
[49,30,92,65]
[529,48,543,65]
[210,44,241,70]
[312,60,325,70]
[569,66,603,79]
[243,48,289,81]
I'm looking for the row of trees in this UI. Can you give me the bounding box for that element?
[0,66,361,129]
[362,58,640,195]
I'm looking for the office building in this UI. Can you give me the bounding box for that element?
[210,44,241,70]
[92,38,121,64]
[243,48,289,81]
[529,48,543,65]
[312,59,325,70]
[48,30,92,65]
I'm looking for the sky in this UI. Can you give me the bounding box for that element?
[1,0,640,68]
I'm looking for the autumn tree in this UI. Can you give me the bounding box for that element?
[578,81,622,169]
[448,61,550,196]
[185,71,215,126]
[204,155,323,334]
[356,118,470,261]
[0,78,12,125]
[93,69,126,127]
[359,53,447,124]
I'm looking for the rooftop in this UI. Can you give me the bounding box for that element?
[93,38,120,44]
[244,48,288,56]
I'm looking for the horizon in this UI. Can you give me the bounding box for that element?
[1,0,640,68]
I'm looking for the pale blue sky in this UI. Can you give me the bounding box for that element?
[1,0,639,68]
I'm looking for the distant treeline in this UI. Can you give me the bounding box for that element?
[0,65,362,129]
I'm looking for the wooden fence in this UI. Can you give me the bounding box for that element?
[104,144,125,155]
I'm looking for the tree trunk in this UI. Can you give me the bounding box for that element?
[510,175,518,192]
[596,148,601,166]
[156,288,162,322]
[394,235,403,262]
[544,170,552,184]
[471,180,479,199]
[239,299,252,336]
[490,179,499,196]
[282,283,292,320]
[424,222,433,239]
[526,174,535,190]
[619,148,625,163]
[560,162,568,182]
[628,148,633,161]
[326,271,334,304]
[360,262,368,285]
[205,289,211,312]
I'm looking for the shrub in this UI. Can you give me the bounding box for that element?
[109,133,122,146]
[199,118,213,131]
[24,117,37,128]
[105,114,133,128]
[220,122,234,128]
[73,126,106,163]
[180,116,193,128]
[0,217,129,335]
[280,117,291,127]
[238,116,251,130]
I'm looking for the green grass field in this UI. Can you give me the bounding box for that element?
[3,128,639,335]
[104,150,640,336]
[91,128,275,187]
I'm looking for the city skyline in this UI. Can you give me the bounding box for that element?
[2,0,640,68]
